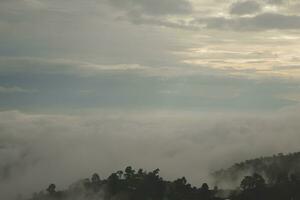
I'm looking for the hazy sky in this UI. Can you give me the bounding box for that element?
[1,0,300,112]
[1,0,300,199]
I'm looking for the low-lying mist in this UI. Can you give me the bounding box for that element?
[1,107,300,199]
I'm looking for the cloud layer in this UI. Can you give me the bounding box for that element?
[107,0,192,16]
[1,108,300,199]
[196,13,300,31]
[230,1,262,15]
[0,86,37,94]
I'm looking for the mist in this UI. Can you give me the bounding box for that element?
[1,107,300,199]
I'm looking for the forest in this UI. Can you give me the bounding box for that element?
[27,152,300,200]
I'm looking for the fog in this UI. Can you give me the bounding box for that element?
[1,107,300,199]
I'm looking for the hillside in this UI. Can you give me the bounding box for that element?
[213,152,300,186]
[26,152,300,200]
[28,167,219,200]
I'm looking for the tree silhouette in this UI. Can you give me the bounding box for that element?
[27,153,300,200]
[241,173,265,191]
[46,183,56,195]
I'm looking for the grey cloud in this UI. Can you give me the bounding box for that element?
[107,0,192,16]
[102,0,193,31]
[272,65,300,70]
[115,9,300,32]
[0,57,149,76]
[196,13,300,31]
[0,56,240,78]
[0,86,37,94]
[109,0,300,31]
[264,0,285,5]
[230,1,262,15]
[119,11,198,31]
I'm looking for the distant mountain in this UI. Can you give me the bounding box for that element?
[212,152,300,186]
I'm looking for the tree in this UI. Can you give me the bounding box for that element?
[47,184,56,195]
[91,173,101,192]
[253,173,265,188]
[240,173,265,191]
[201,183,210,200]
[91,173,101,183]
[201,183,209,191]
[124,166,135,179]
[107,172,122,195]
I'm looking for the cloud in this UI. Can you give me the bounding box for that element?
[1,0,299,34]
[195,13,300,31]
[117,11,198,31]
[1,108,300,199]
[0,86,37,94]
[0,56,241,78]
[230,1,262,15]
[264,0,285,5]
[112,7,300,32]
[107,0,192,16]
[100,0,194,31]
[106,0,300,31]
[0,57,149,76]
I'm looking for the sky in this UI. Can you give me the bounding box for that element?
[1,0,300,112]
[1,0,300,199]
